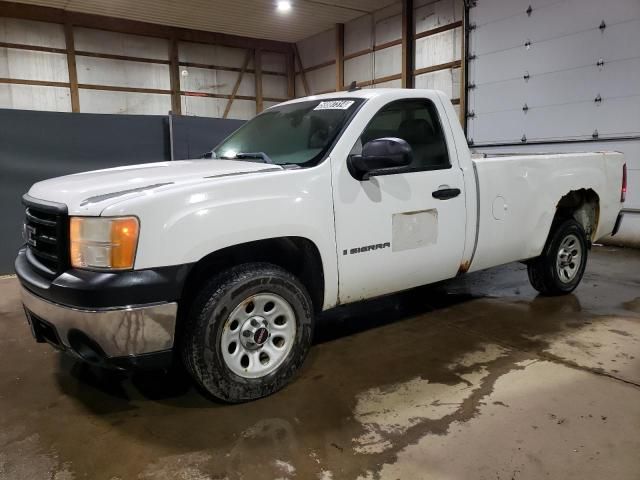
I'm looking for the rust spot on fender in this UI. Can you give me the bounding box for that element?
[457,261,471,275]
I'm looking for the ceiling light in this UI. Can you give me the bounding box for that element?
[277,0,292,13]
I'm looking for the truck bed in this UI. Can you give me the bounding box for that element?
[468,151,624,273]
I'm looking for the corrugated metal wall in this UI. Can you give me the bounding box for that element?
[294,0,463,118]
[0,16,289,119]
[467,0,640,246]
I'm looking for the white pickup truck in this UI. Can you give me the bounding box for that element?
[16,88,627,402]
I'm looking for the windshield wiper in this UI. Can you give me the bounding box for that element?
[233,152,274,164]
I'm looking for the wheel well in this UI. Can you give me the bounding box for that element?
[553,189,600,242]
[179,237,325,314]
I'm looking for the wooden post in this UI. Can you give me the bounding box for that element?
[168,36,182,115]
[286,49,296,98]
[335,23,344,92]
[254,48,263,113]
[294,44,310,96]
[401,0,415,88]
[63,22,80,112]
[224,50,252,118]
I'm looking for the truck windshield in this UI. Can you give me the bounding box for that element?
[212,98,363,167]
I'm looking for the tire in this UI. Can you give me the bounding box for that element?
[181,262,313,403]
[527,218,589,296]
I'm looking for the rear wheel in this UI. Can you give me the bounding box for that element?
[527,219,588,296]
[182,263,313,402]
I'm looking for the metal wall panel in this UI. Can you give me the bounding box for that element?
[415,67,460,98]
[262,74,287,99]
[181,96,255,120]
[0,17,65,48]
[0,48,69,82]
[345,14,373,56]
[374,44,402,78]
[375,13,401,45]
[415,27,461,69]
[76,57,171,89]
[297,29,335,67]
[305,64,336,94]
[415,0,462,33]
[345,53,373,86]
[179,42,251,69]
[79,90,171,115]
[180,68,255,96]
[261,52,286,73]
[73,27,170,60]
[0,84,71,111]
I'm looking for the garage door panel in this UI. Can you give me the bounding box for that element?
[473,0,640,56]
[597,19,640,61]
[469,79,524,114]
[524,103,599,141]
[473,21,639,86]
[593,96,640,136]
[598,58,640,99]
[469,0,534,27]
[625,169,640,209]
[468,110,524,144]
[472,67,602,114]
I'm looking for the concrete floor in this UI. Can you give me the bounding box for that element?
[1,246,639,480]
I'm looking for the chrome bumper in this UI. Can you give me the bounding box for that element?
[20,286,177,358]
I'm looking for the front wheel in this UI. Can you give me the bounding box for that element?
[181,263,313,402]
[527,218,589,296]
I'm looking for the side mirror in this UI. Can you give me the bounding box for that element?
[348,137,413,180]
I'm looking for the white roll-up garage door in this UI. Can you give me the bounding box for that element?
[466,0,640,245]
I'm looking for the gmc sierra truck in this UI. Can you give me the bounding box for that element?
[15,88,627,402]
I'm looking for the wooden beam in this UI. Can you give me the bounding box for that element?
[401,0,415,88]
[414,20,463,41]
[0,77,69,88]
[293,44,310,96]
[168,37,181,114]
[286,50,295,98]
[0,1,291,53]
[224,49,252,118]
[179,61,284,76]
[254,48,263,114]
[413,59,461,76]
[63,22,80,112]
[182,91,287,102]
[0,41,66,54]
[302,59,336,74]
[335,23,344,91]
[78,84,170,94]
[76,51,170,65]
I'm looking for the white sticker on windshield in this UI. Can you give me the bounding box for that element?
[314,100,355,110]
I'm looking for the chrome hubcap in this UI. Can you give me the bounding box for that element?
[556,234,582,283]
[221,293,297,379]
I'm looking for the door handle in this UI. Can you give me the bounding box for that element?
[432,188,461,200]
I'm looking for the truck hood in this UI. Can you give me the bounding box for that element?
[27,159,282,215]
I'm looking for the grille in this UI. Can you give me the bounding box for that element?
[23,196,69,277]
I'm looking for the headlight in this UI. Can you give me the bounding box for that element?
[70,217,139,270]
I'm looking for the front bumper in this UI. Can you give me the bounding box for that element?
[21,286,177,368]
[16,247,191,370]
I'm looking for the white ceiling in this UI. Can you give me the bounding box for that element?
[12,0,400,43]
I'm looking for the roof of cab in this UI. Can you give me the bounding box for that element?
[274,88,444,107]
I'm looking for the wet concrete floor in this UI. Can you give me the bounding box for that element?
[1,245,639,480]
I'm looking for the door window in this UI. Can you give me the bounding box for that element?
[352,99,450,171]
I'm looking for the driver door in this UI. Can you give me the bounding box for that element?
[332,97,467,303]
